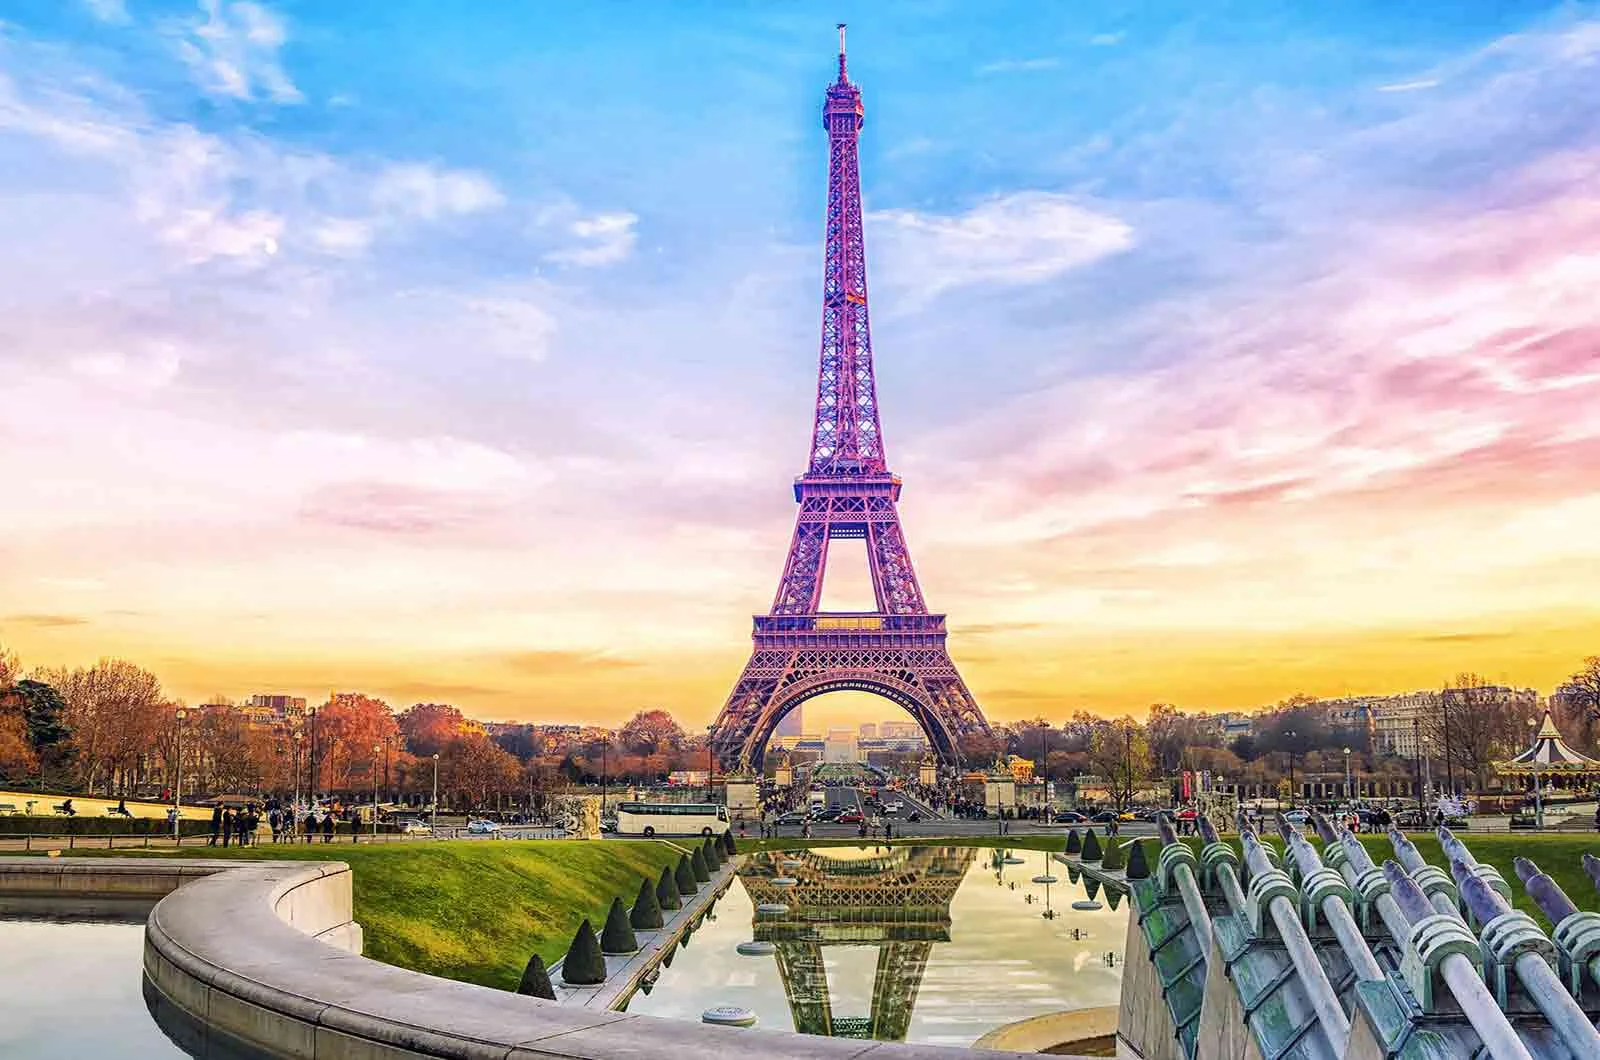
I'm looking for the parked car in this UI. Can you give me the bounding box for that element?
[1282,809,1310,825]
[465,818,501,835]
[1054,811,1089,823]
[400,819,432,835]
[906,811,922,823]
[885,801,904,813]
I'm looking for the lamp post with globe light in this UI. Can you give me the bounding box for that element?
[172,707,187,839]
[371,743,381,837]
[431,753,440,837]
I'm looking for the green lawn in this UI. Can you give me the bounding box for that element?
[736,833,1600,929]
[73,839,686,991]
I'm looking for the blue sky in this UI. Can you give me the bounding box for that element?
[2,1,1599,723]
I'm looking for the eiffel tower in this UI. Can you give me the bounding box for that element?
[709,27,994,772]
[740,846,978,1040]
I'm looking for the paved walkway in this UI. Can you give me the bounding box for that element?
[554,854,738,1010]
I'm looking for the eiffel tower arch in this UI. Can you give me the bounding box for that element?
[709,27,993,773]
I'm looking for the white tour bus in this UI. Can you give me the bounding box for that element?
[615,801,729,838]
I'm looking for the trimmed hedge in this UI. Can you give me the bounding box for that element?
[702,837,722,869]
[720,830,736,857]
[690,847,711,883]
[516,954,556,999]
[1125,839,1150,880]
[600,896,638,954]
[656,865,682,910]
[674,855,698,896]
[1065,829,1081,854]
[0,815,211,837]
[560,919,606,985]
[1081,829,1103,862]
[630,875,663,929]
[1101,837,1126,872]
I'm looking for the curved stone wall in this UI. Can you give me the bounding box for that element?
[142,858,1047,1060]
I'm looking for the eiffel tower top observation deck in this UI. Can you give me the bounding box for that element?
[708,28,993,772]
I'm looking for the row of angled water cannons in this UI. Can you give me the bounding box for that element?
[1135,807,1600,1060]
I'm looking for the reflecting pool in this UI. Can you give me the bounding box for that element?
[623,845,1128,1048]
[0,917,187,1059]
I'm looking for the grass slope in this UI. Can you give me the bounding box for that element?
[76,840,684,991]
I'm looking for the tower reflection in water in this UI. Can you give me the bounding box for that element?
[740,846,977,1041]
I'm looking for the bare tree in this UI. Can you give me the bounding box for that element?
[1555,656,1600,752]
[1087,718,1152,811]
[1421,673,1523,794]
[34,658,165,794]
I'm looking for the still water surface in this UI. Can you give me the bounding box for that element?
[0,917,186,1059]
[624,845,1128,1048]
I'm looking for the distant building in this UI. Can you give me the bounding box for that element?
[775,706,804,739]
[1195,711,1255,742]
[1369,691,1439,759]
[879,720,921,741]
[858,721,878,740]
[824,727,860,763]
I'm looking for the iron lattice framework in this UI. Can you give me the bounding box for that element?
[741,847,977,1040]
[709,27,993,772]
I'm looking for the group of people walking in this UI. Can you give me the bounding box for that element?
[207,803,350,845]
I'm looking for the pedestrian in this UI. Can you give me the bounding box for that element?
[209,804,222,846]
[322,813,335,843]
[220,808,233,848]
[268,809,281,843]
[884,821,892,841]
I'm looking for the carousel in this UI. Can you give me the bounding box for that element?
[1494,710,1600,828]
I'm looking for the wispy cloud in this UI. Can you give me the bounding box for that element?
[1377,78,1440,92]
[176,0,301,104]
[544,210,639,267]
[82,0,130,24]
[977,57,1060,75]
[869,191,1132,303]
[1089,33,1125,47]
[5,614,90,628]
[370,163,505,221]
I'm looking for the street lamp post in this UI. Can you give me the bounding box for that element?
[371,743,380,837]
[172,707,187,839]
[430,753,440,837]
[600,740,608,816]
[709,728,719,803]
[1527,716,1544,830]
[1343,747,1352,803]
[1285,729,1298,808]
[1412,717,1423,815]
[293,731,303,812]
[308,707,318,807]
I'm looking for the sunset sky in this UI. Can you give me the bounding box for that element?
[2,1,1598,730]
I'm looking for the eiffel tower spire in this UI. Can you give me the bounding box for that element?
[809,21,884,476]
[709,29,993,772]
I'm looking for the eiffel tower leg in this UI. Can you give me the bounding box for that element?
[869,941,934,1041]
[774,941,834,1037]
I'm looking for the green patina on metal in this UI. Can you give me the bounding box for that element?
[1131,876,1210,1056]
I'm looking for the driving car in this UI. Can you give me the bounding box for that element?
[774,811,807,826]
[1090,810,1120,823]
[465,818,501,835]
[906,811,922,823]
[1282,809,1310,825]
[400,819,431,835]
[1054,811,1088,823]
[838,810,864,824]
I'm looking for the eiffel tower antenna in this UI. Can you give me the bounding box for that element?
[709,29,993,772]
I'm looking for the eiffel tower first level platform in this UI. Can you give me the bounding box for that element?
[708,28,993,772]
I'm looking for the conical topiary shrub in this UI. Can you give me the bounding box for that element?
[560,919,606,985]
[702,837,722,869]
[675,854,698,895]
[1065,829,1081,854]
[1082,829,1103,862]
[656,865,682,910]
[690,846,711,883]
[721,830,737,856]
[600,896,639,954]
[630,875,663,930]
[516,953,556,999]
[1125,839,1150,880]
[1101,837,1126,872]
